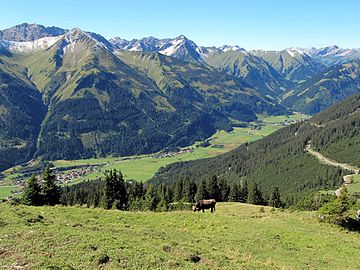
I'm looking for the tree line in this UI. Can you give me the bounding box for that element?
[21,167,359,230]
[22,168,283,211]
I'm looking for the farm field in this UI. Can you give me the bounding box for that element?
[0,202,359,269]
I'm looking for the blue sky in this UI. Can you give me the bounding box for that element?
[1,0,359,50]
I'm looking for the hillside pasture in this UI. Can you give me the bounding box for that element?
[0,202,359,269]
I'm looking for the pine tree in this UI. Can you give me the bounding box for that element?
[247,182,264,205]
[164,186,173,204]
[128,197,144,211]
[182,178,197,203]
[127,181,144,200]
[239,180,248,203]
[42,166,61,206]
[102,170,115,209]
[229,182,240,202]
[156,197,168,212]
[207,175,220,201]
[269,187,282,208]
[115,170,127,209]
[144,184,159,211]
[218,177,229,202]
[195,179,208,202]
[22,175,42,206]
[173,180,183,202]
[102,169,127,209]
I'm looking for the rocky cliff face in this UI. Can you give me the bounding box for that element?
[0,23,66,42]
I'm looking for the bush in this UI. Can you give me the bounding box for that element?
[319,187,353,225]
[294,192,336,211]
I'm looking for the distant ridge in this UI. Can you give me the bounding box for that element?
[0,23,360,171]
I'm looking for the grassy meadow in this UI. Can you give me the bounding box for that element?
[0,202,359,269]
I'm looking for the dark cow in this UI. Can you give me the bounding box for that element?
[193,199,216,213]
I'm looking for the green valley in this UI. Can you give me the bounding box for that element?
[0,113,307,200]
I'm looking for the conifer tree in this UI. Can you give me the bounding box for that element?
[144,184,159,211]
[182,178,197,203]
[173,180,183,202]
[269,187,282,208]
[22,175,42,206]
[42,166,61,206]
[156,197,168,212]
[164,186,173,204]
[229,182,240,202]
[195,179,208,202]
[102,169,127,209]
[207,175,220,201]
[218,177,229,201]
[337,186,350,213]
[239,180,248,203]
[247,182,264,205]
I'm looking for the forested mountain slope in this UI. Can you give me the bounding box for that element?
[309,94,360,167]
[282,60,360,114]
[0,49,46,171]
[151,94,360,201]
[0,27,286,171]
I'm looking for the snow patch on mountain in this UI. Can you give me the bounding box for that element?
[59,28,114,55]
[158,38,184,56]
[219,45,245,53]
[286,49,295,57]
[0,36,61,53]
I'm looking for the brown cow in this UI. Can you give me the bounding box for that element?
[193,199,216,213]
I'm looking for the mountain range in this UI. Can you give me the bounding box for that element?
[1,23,360,171]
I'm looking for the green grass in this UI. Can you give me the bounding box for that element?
[0,202,359,269]
[0,185,21,200]
[347,174,360,194]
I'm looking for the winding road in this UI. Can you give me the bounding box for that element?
[305,143,360,174]
[305,142,360,195]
